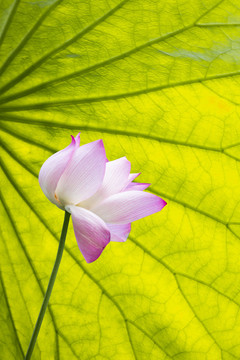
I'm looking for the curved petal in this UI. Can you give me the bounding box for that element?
[108,223,131,242]
[66,205,110,263]
[124,182,150,191]
[38,133,80,206]
[56,139,107,206]
[92,191,167,224]
[80,157,131,209]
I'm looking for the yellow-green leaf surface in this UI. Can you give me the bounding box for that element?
[1,0,240,358]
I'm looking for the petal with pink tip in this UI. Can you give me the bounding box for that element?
[74,133,81,147]
[122,172,142,191]
[38,134,80,206]
[66,205,110,263]
[92,191,167,224]
[80,157,131,209]
[128,173,141,182]
[124,182,150,191]
[56,140,107,206]
[108,223,131,242]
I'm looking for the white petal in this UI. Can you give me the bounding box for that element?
[92,191,167,224]
[38,134,80,206]
[56,140,107,206]
[66,205,110,263]
[80,157,131,209]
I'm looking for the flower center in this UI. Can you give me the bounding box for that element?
[54,193,62,206]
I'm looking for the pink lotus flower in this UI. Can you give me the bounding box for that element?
[39,134,167,263]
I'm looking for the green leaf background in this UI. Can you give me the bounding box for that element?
[1,0,240,358]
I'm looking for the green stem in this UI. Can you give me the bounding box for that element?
[25,211,71,360]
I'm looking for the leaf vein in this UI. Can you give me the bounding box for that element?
[0,112,240,163]
[1,70,240,110]
[0,0,228,103]
[175,275,223,358]
[0,0,131,97]
[0,0,64,78]
[0,193,60,360]
[0,272,25,359]
[0,0,20,49]
[1,158,137,360]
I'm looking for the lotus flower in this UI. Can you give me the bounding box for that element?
[39,134,167,263]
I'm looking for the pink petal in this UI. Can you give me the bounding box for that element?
[74,133,81,147]
[92,191,167,224]
[80,157,131,209]
[56,139,107,206]
[128,173,141,182]
[124,182,150,191]
[108,223,131,242]
[38,134,80,206]
[66,205,110,263]
[123,172,150,191]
